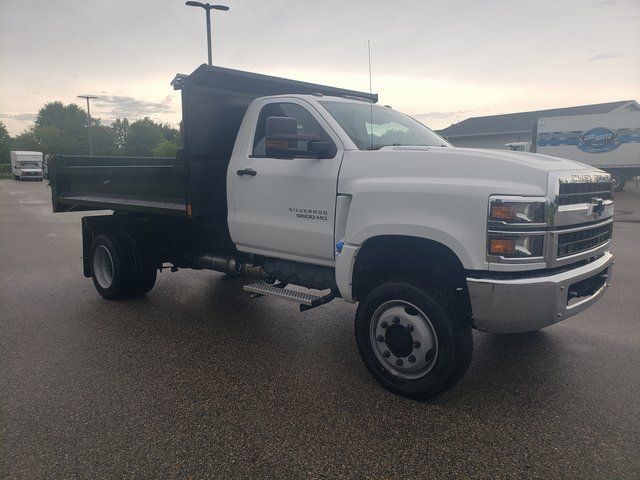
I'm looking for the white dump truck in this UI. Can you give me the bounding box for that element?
[50,65,615,399]
[11,151,44,181]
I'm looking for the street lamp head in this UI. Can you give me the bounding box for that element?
[77,95,98,100]
[185,2,229,11]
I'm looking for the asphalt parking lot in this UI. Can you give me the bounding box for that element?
[1,179,639,479]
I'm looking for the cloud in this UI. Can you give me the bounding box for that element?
[586,52,623,61]
[413,109,482,120]
[0,113,36,122]
[93,95,175,121]
[594,0,615,5]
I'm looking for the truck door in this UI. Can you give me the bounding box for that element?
[230,99,342,264]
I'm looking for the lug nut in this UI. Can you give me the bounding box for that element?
[382,350,390,358]
[408,355,416,363]
[413,341,420,348]
[380,321,388,329]
[396,359,403,366]
[393,317,400,324]
[407,324,414,332]
[376,335,384,342]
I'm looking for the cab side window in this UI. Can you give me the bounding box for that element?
[252,102,335,158]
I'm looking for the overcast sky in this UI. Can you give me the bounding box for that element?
[1,0,639,135]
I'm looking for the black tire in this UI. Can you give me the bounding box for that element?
[611,172,626,192]
[89,233,136,300]
[355,278,473,400]
[122,232,157,295]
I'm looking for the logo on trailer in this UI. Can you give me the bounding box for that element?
[577,127,620,153]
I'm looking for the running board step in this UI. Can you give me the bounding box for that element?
[243,281,335,311]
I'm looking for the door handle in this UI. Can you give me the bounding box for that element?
[236,168,257,177]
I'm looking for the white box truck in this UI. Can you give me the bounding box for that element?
[535,112,640,191]
[11,151,44,181]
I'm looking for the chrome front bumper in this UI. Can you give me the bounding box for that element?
[467,252,614,333]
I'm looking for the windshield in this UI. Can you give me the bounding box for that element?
[320,101,450,150]
[19,162,41,169]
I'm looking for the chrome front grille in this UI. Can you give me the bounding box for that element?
[558,181,613,206]
[557,222,612,258]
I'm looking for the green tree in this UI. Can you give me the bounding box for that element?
[33,101,96,155]
[0,121,10,163]
[33,126,70,154]
[152,140,180,157]
[91,125,117,156]
[11,128,38,152]
[159,122,181,144]
[124,117,165,156]
[111,118,130,150]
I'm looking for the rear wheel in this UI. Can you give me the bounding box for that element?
[355,278,472,400]
[122,232,157,295]
[90,233,135,300]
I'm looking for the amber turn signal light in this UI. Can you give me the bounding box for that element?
[489,238,515,255]
[490,204,516,221]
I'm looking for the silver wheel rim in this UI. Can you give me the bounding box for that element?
[369,300,438,380]
[93,245,114,289]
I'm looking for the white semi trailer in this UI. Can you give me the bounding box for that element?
[534,112,640,191]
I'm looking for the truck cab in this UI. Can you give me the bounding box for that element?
[49,65,614,399]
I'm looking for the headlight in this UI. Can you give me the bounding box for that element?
[489,197,546,225]
[487,196,548,263]
[488,233,544,258]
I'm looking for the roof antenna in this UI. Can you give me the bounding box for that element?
[368,39,374,150]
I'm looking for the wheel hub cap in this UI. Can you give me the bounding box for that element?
[370,300,438,379]
[93,245,114,289]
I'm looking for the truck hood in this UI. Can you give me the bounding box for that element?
[338,146,592,197]
[336,146,605,271]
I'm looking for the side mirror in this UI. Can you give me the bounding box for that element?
[265,116,298,158]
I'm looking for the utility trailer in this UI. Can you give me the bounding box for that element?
[50,64,614,400]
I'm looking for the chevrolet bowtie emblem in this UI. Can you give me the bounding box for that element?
[591,197,604,217]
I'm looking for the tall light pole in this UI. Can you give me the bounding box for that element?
[185,2,229,65]
[78,95,98,155]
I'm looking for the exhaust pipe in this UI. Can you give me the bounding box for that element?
[196,254,264,278]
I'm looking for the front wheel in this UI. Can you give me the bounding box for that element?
[355,279,472,400]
